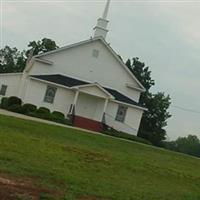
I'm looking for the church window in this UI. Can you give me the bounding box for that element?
[44,85,57,103]
[0,85,7,96]
[92,49,99,58]
[115,105,127,123]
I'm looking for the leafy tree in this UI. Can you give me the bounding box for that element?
[26,38,58,57]
[0,46,26,73]
[165,135,200,157]
[126,58,171,146]
[0,38,58,73]
[176,135,200,157]
[126,58,155,92]
[140,92,171,146]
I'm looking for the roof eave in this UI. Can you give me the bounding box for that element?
[35,58,53,65]
[71,83,115,99]
[30,76,71,90]
[126,83,146,92]
[111,99,147,111]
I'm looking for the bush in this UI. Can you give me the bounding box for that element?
[7,96,22,107]
[103,128,152,145]
[21,103,37,114]
[51,111,66,123]
[0,97,9,109]
[33,107,53,121]
[27,112,38,118]
[30,111,66,124]
[52,111,65,119]
[44,112,66,124]
[43,113,55,121]
[28,111,51,120]
[27,107,70,125]
[7,104,23,113]
[36,107,50,115]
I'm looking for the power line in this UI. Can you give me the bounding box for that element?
[171,105,200,114]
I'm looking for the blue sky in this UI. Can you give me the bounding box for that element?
[1,0,200,139]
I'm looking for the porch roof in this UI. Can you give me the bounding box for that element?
[31,74,146,109]
[31,74,88,87]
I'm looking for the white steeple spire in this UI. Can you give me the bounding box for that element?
[102,0,111,19]
[93,0,111,40]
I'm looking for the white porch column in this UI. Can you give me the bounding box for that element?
[101,98,109,121]
[69,90,79,116]
[73,90,79,106]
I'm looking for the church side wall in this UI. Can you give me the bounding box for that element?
[105,101,143,135]
[29,40,141,102]
[125,106,143,134]
[23,79,75,116]
[0,73,22,100]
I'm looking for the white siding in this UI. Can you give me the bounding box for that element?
[78,85,109,99]
[105,101,143,135]
[0,74,22,100]
[24,79,74,115]
[0,73,143,135]
[76,92,105,121]
[29,40,141,102]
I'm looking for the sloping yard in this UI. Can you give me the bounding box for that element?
[0,114,200,200]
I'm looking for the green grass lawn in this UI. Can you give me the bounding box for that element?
[0,114,200,200]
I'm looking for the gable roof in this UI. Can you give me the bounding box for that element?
[71,83,114,99]
[30,74,146,110]
[34,37,146,92]
[103,87,140,107]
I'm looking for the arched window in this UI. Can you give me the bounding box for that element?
[0,85,7,96]
[115,105,127,123]
[44,85,57,103]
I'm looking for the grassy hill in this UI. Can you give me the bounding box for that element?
[0,114,200,200]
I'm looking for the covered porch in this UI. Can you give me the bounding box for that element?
[68,83,113,132]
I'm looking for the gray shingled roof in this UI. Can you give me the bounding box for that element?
[31,74,145,108]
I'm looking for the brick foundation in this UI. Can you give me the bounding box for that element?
[73,115,103,132]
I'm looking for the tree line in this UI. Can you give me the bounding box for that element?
[165,135,200,157]
[1,38,199,157]
[0,38,58,73]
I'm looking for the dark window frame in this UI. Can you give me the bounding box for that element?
[115,105,128,123]
[0,85,7,96]
[44,85,57,104]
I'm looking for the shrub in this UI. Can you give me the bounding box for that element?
[21,103,37,114]
[36,107,50,115]
[52,111,65,119]
[28,107,70,125]
[27,112,38,118]
[44,112,65,124]
[43,113,55,121]
[103,128,152,145]
[51,116,66,124]
[0,97,9,109]
[51,111,66,123]
[33,107,52,121]
[28,111,51,120]
[7,96,22,107]
[7,104,23,113]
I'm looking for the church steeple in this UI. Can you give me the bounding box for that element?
[93,0,111,40]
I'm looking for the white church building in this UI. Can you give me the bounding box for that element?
[0,0,147,135]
